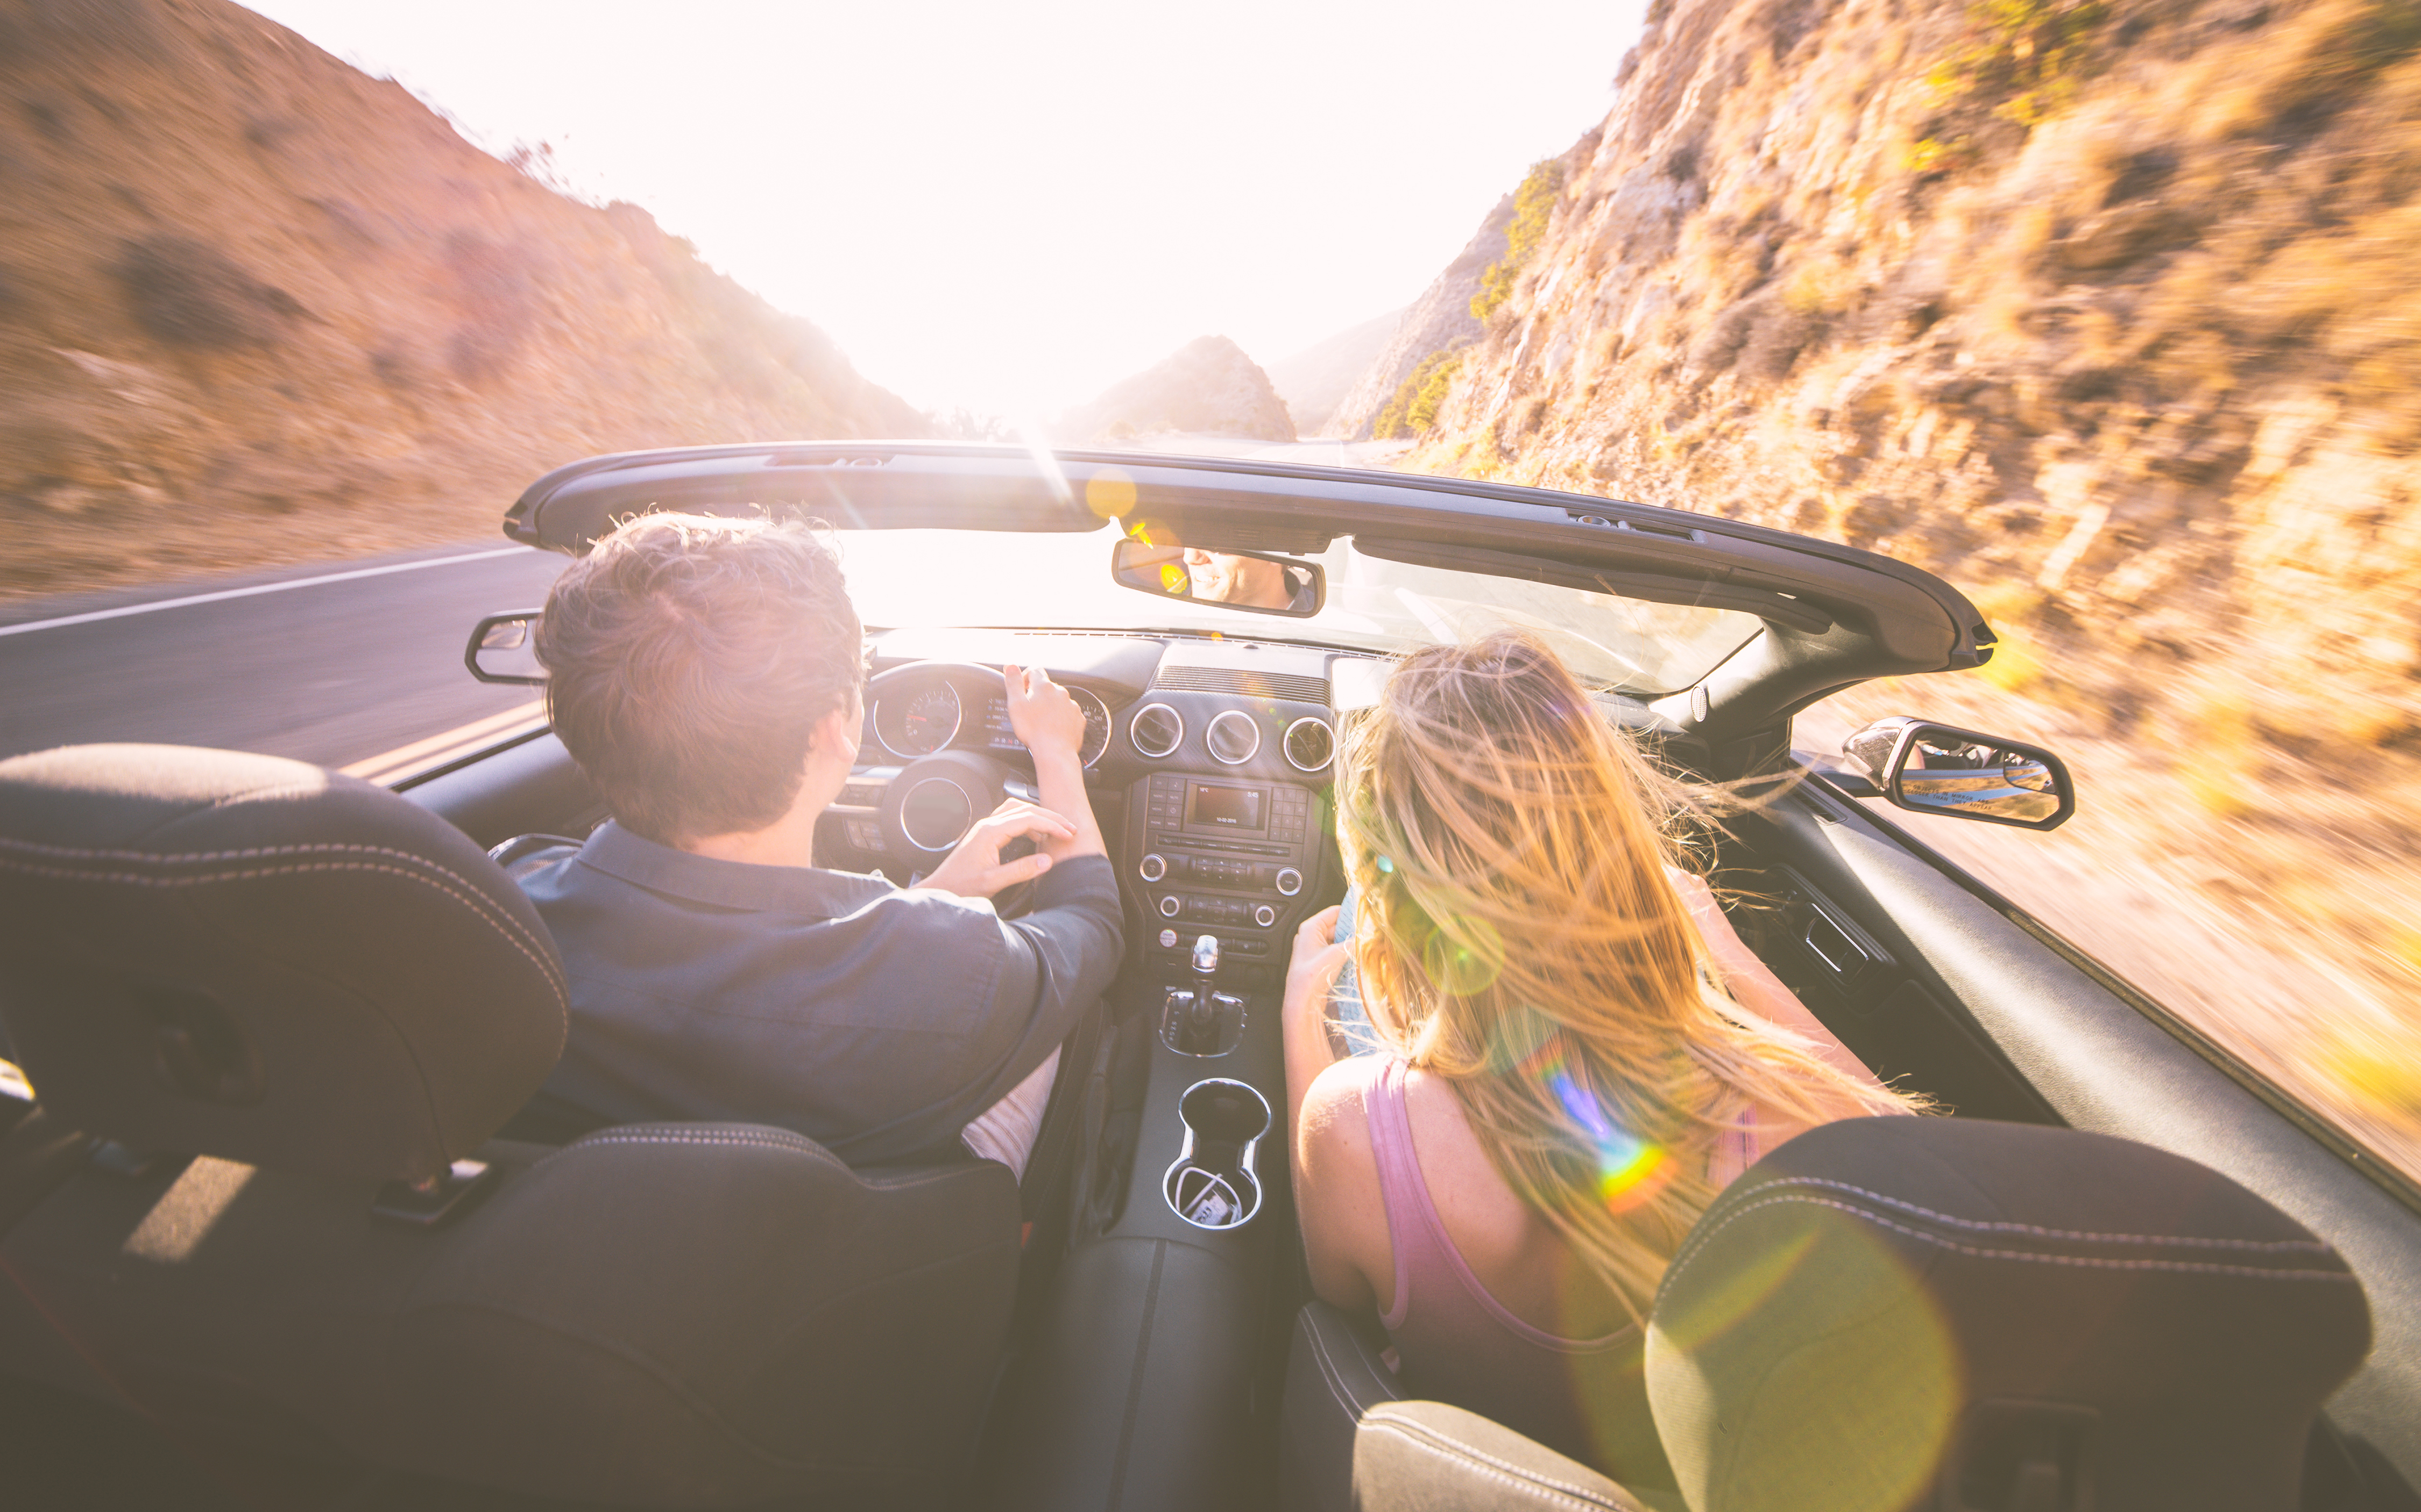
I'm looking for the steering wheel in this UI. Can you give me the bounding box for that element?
[855,662,1029,869]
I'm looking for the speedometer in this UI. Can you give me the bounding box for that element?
[876,683,962,757]
[1071,687,1112,768]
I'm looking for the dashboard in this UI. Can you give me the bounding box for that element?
[829,630,1350,988]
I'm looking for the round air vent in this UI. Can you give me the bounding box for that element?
[1283,715,1335,773]
[1130,702,1184,759]
[1205,709,1261,766]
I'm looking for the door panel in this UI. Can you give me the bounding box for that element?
[1742,769,2421,1494]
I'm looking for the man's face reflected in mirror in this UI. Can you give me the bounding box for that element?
[1184,549,1293,611]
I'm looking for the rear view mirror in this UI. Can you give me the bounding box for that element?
[1840,717,2075,830]
[465,612,547,685]
[1110,538,1324,619]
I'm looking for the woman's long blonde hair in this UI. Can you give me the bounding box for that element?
[1337,631,1924,1321]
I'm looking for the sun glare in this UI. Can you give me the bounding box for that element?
[238,0,1649,415]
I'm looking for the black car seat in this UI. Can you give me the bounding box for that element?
[1280,1116,2371,1512]
[0,744,1023,1509]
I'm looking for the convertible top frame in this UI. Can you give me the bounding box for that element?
[500,442,1994,750]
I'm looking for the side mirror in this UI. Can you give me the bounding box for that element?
[1110,538,1324,619]
[465,611,547,685]
[1839,716,2075,830]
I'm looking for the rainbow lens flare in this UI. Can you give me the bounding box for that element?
[1529,1037,1674,1215]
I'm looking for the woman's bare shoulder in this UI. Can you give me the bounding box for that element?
[1296,1055,1391,1314]
[1399,1066,1538,1245]
[1300,1055,1383,1162]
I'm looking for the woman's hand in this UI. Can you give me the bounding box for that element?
[1284,904,1351,1028]
[1666,865,1761,984]
[918,799,1074,899]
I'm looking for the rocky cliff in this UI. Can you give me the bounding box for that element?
[0,0,924,598]
[1058,334,1296,444]
[1394,0,2421,1155]
[1328,194,1516,441]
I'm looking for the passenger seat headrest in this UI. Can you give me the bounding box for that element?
[0,744,567,1182]
[1646,1117,2370,1512]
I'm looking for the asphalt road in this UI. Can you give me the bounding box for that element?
[0,543,570,772]
[0,442,1406,778]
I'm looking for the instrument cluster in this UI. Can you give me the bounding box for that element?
[868,671,1113,766]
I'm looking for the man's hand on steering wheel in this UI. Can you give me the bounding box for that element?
[1004,663,1085,765]
[918,798,1075,900]
[1002,663,1104,863]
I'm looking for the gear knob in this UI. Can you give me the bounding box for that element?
[1191,934,1221,977]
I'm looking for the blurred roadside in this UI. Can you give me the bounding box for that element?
[1799,673,2421,1187]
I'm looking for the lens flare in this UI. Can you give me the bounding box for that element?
[1420,913,1504,996]
[1523,1035,1675,1216]
[1085,466,1137,521]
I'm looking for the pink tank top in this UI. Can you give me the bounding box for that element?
[1361,1058,1758,1487]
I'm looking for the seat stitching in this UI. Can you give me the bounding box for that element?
[1302,1312,1370,1417]
[1662,1194,2363,1298]
[1357,1417,1639,1511]
[0,837,561,994]
[1366,1409,1635,1506]
[0,854,566,1019]
[535,1130,865,1179]
[576,1134,809,1148]
[1738,1176,2336,1252]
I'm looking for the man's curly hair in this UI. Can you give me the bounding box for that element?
[536,513,861,846]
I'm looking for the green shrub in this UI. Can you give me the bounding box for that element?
[1373,349,1466,439]
[1470,159,1566,322]
[1926,0,2107,130]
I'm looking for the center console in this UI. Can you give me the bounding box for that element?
[1130,771,1316,983]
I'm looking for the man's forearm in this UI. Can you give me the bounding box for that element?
[1033,751,1106,858]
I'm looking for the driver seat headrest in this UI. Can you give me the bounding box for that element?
[1647,1116,2372,1512]
[0,744,566,1182]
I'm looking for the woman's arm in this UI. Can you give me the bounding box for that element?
[1282,905,1350,1138]
[1667,868,1878,1087]
[1283,906,1383,1314]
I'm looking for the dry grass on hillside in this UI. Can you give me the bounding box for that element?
[0,0,922,602]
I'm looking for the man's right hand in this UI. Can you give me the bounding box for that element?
[918,798,1076,900]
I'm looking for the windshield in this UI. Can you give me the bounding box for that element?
[835,524,1760,695]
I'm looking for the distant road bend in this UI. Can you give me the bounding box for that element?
[0,544,568,784]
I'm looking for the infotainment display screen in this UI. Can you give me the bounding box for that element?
[1188,784,1265,830]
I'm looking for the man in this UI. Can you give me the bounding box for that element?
[1183,548,1316,612]
[515,512,1121,1177]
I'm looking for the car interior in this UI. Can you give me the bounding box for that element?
[1,445,2416,1511]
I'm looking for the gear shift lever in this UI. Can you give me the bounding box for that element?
[1187,934,1222,1045]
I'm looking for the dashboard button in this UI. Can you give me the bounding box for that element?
[1254,904,1277,928]
[1159,895,1183,919]
[1275,867,1303,897]
[1138,853,1167,883]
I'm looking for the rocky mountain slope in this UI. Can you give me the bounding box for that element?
[1057,335,1295,444]
[1391,0,2421,1159]
[1263,308,1401,437]
[0,0,923,599]
[1327,193,1514,440]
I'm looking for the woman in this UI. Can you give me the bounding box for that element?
[1283,631,1923,1487]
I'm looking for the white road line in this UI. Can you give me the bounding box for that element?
[0,546,543,640]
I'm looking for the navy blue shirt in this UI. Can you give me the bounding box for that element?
[515,821,1123,1165]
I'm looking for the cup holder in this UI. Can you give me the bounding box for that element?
[1163,1078,1271,1232]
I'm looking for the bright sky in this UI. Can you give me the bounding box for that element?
[243,1,1645,420]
